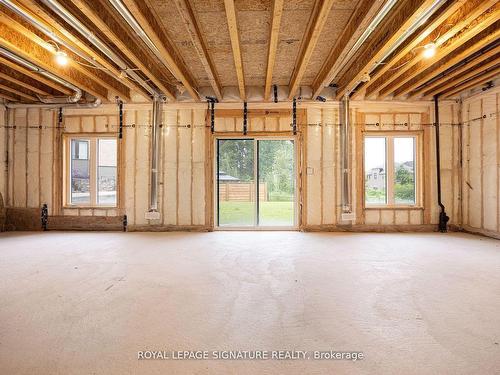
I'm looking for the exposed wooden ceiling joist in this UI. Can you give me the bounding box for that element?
[379,2,500,99]
[442,65,500,98]
[68,0,176,100]
[1,0,131,101]
[173,0,222,101]
[422,59,499,98]
[288,0,335,100]
[223,0,245,100]
[0,56,70,95]
[0,91,20,102]
[0,82,37,101]
[334,0,439,100]
[0,70,51,96]
[122,0,200,101]
[358,0,477,100]
[18,0,149,99]
[263,0,284,101]
[0,13,109,99]
[414,47,500,98]
[392,25,500,98]
[312,0,385,99]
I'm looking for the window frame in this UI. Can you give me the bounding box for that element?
[63,134,119,208]
[362,131,423,209]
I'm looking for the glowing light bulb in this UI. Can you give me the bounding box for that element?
[422,43,436,59]
[55,50,69,66]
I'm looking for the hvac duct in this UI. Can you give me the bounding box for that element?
[340,94,352,215]
[0,46,82,103]
[0,0,108,75]
[39,0,159,97]
[149,96,162,213]
[5,98,102,109]
[337,0,447,94]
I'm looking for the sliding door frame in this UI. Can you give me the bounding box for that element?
[213,135,299,230]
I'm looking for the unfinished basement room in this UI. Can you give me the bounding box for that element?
[0,0,499,374]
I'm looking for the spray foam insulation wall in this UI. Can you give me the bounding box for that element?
[2,99,495,236]
[461,89,500,237]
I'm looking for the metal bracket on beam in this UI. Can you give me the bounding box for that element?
[292,97,297,135]
[243,101,248,135]
[117,99,124,139]
[273,84,278,103]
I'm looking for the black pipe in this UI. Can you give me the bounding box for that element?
[292,97,297,135]
[118,99,123,139]
[434,95,449,232]
[243,101,247,135]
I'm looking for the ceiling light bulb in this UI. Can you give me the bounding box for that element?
[55,50,69,66]
[422,43,436,59]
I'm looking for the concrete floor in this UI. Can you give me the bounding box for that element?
[0,232,499,375]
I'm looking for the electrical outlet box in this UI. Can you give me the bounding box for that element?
[145,211,161,220]
[306,167,314,175]
[341,212,356,221]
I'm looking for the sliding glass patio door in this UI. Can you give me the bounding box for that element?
[216,138,296,228]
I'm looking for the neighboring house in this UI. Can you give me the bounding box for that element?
[218,171,240,182]
[365,167,386,190]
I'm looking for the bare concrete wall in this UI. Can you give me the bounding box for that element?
[0,100,464,232]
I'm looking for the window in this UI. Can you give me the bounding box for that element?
[66,136,117,206]
[364,134,418,206]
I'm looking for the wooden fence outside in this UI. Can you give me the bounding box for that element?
[218,182,268,201]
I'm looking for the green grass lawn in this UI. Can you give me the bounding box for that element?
[219,201,294,226]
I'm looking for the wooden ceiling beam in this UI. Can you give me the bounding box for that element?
[334,0,440,100]
[173,0,222,101]
[223,0,245,100]
[122,0,200,101]
[0,91,20,102]
[0,70,51,96]
[1,1,131,101]
[69,0,176,100]
[17,0,148,99]
[360,0,484,100]
[0,82,37,101]
[288,0,335,100]
[413,47,500,98]
[0,56,70,95]
[422,59,499,98]
[442,66,500,98]
[312,0,385,99]
[392,24,500,98]
[264,0,284,101]
[380,3,499,99]
[0,14,110,99]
